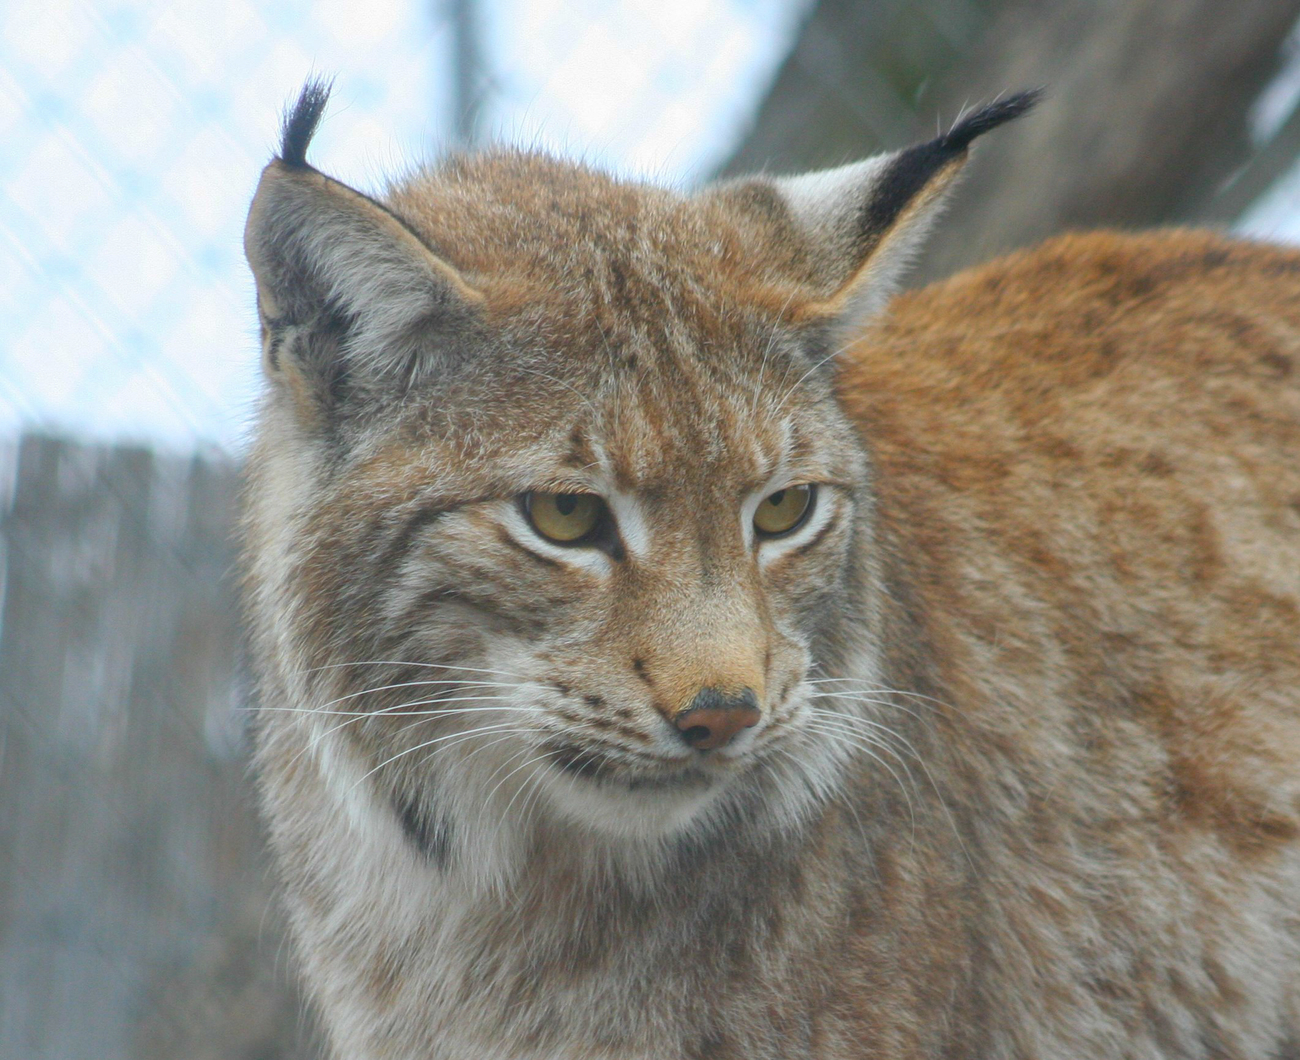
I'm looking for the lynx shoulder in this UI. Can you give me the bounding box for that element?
[240,80,1300,1060]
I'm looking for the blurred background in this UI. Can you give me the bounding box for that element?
[4,0,1300,1056]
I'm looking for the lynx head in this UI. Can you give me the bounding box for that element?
[242,81,1035,858]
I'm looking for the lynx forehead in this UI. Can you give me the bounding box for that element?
[241,80,1300,1060]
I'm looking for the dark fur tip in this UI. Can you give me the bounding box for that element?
[941,89,1043,154]
[278,77,333,168]
[856,88,1042,241]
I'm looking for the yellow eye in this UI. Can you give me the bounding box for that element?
[524,492,604,544]
[753,484,815,537]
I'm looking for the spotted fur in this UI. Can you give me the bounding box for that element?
[241,82,1300,1059]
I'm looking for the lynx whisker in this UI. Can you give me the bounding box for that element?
[482,744,556,824]
[416,728,529,776]
[806,678,953,711]
[807,690,930,725]
[804,713,918,782]
[248,678,529,716]
[434,731,520,777]
[296,659,536,682]
[286,695,534,775]
[496,749,569,833]
[806,709,936,806]
[251,680,529,718]
[478,740,541,796]
[807,706,972,870]
[349,723,537,795]
[802,717,918,840]
[318,677,542,710]
[775,333,860,411]
[807,688,941,725]
[769,744,873,850]
[257,702,534,718]
[516,749,573,827]
[749,286,801,419]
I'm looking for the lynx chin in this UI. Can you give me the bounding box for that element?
[241,79,1300,1059]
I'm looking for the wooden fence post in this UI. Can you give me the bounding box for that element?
[0,433,316,1060]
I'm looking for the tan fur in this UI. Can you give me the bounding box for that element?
[241,90,1300,1059]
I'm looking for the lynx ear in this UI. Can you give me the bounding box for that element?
[768,91,1039,331]
[244,80,483,417]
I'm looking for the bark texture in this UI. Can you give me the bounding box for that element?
[726,0,1300,283]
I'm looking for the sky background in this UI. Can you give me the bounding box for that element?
[2,0,1299,454]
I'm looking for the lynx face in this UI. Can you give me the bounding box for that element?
[254,216,875,843]
[243,83,1034,853]
[353,323,869,840]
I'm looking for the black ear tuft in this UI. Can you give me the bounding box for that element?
[857,88,1041,238]
[940,89,1043,154]
[279,77,333,169]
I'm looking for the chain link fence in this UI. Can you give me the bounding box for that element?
[0,0,810,453]
[0,0,458,452]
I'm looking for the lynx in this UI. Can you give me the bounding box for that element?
[241,80,1300,1059]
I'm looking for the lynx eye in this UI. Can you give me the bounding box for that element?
[753,484,815,537]
[524,492,605,544]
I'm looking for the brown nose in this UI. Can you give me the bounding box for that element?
[674,688,761,751]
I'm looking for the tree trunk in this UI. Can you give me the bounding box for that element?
[725,0,1300,284]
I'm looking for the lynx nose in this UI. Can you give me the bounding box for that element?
[673,688,761,751]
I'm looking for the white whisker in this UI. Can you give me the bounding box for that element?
[312,677,541,711]
[439,731,519,775]
[349,724,534,795]
[284,696,533,774]
[296,659,534,682]
[803,718,918,840]
[482,745,556,830]
[807,709,927,769]
[775,332,861,411]
[805,714,918,781]
[807,690,936,725]
[748,286,800,419]
[257,701,534,718]
[804,680,952,712]
[496,749,566,830]
[807,707,972,871]
[770,745,872,850]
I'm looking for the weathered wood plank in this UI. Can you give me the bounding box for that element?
[0,433,317,1060]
